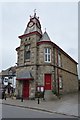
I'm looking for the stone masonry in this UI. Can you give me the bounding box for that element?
[16,12,78,100]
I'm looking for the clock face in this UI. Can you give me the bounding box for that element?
[28,22,34,27]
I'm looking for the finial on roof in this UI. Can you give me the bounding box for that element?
[45,28,46,32]
[34,9,36,17]
[40,31,51,41]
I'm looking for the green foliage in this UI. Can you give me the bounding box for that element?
[52,89,57,94]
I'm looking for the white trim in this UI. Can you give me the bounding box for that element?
[58,53,61,67]
[44,48,51,63]
[59,76,63,89]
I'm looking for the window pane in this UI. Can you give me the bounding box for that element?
[45,54,47,61]
[25,51,30,59]
[48,48,50,53]
[58,53,61,67]
[48,55,50,61]
[44,48,51,62]
[45,48,47,53]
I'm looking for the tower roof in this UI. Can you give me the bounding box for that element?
[24,11,42,35]
[40,31,51,41]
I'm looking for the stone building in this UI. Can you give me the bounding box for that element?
[0,66,16,96]
[0,66,16,88]
[16,12,78,100]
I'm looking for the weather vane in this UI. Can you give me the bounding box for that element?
[34,9,36,17]
[34,9,36,14]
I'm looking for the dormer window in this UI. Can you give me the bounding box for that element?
[44,48,51,63]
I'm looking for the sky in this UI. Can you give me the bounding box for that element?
[0,1,79,77]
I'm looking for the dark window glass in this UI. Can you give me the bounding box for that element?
[48,48,50,53]
[45,48,47,53]
[48,54,50,61]
[45,54,47,61]
[25,51,30,59]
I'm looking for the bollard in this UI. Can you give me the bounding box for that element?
[43,98,45,100]
[21,97,23,102]
[38,98,39,104]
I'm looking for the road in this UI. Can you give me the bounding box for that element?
[2,104,77,118]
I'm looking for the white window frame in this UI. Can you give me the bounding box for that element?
[59,76,63,89]
[58,53,61,67]
[44,48,51,63]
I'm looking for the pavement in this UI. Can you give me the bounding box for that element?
[1,92,79,118]
[0,99,2,120]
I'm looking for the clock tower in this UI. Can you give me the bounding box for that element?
[16,11,42,99]
[24,12,42,35]
[17,11,42,66]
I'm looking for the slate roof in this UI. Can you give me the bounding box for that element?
[0,66,16,76]
[17,70,33,79]
[40,31,51,41]
[24,13,42,35]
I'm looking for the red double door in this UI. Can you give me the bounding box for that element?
[22,81,29,99]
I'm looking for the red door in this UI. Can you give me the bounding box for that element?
[23,81,29,99]
[44,74,51,90]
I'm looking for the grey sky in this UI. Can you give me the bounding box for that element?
[0,2,78,76]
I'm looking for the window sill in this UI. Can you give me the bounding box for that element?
[25,59,30,62]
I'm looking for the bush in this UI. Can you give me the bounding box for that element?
[52,90,56,94]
